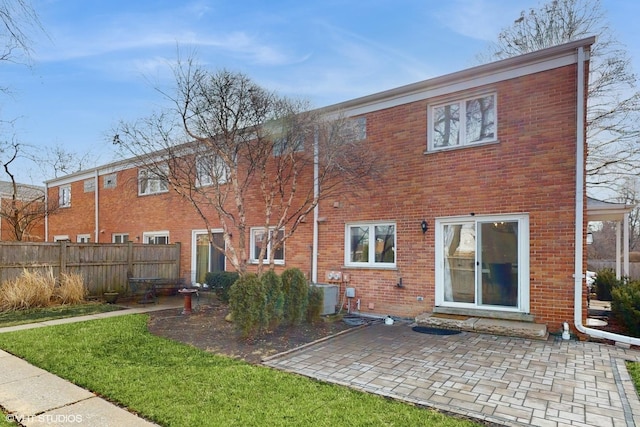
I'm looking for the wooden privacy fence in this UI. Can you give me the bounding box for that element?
[0,241,181,296]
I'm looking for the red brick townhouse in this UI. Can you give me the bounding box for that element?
[46,37,600,338]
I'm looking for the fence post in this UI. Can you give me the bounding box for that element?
[59,240,68,275]
[127,241,134,277]
[174,242,181,280]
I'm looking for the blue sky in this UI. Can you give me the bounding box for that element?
[1,0,639,185]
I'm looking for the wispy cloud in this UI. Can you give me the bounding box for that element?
[433,0,525,41]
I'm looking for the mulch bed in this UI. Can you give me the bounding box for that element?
[147,299,356,364]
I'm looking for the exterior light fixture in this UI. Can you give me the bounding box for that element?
[421,220,428,234]
[586,232,593,245]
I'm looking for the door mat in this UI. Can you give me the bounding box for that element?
[412,326,461,335]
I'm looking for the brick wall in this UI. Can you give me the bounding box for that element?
[316,64,585,325]
[46,61,587,329]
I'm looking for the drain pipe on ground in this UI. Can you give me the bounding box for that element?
[573,45,640,346]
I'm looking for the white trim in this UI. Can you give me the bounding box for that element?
[344,222,397,268]
[322,38,594,120]
[142,231,170,244]
[53,235,70,242]
[191,229,226,284]
[435,213,529,313]
[249,227,285,265]
[112,233,129,243]
[428,92,497,151]
[76,234,91,243]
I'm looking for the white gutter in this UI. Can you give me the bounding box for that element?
[311,130,319,284]
[573,46,640,345]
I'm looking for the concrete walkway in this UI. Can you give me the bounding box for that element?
[264,321,640,427]
[0,299,183,427]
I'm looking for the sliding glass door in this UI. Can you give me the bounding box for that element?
[437,215,528,310]
[194,231,225,285]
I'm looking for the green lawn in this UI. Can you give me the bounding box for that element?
[0,303,122,328]
[0,315,481,427]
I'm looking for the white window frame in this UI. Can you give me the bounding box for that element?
[250,227,285,265]
[53,235,70,242]
[112,233,129,243]
[344,222,396,268]
[59,185,71,208]
[77,234,91,243]
[143,231,169,245]
[191,229,227,284]
[196,155,228,187]
[138,167,169,196]
[428,92,497,151]
[83,179,95,193]
[434,213,530,312]
[103,173,117,189]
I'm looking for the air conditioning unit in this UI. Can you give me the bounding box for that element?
[311,283,339,315]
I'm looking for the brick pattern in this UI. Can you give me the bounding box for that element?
[265,323,640,427]
[47,63,587,330]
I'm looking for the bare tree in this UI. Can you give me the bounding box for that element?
[0,138,57,240]
[0,0,41,64]
[27,144,94,179]
[480,0,640,193]
[115,57,376,275]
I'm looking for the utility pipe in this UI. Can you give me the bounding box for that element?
[573,45,640,346]
[311,129,319,284]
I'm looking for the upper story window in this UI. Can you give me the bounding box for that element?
[250,227,284,264]
[138,168,168,196]
[346,116,367,141]
[428,93,496,151]
[103,173,117,189]
[345,222,396,267]
[59,185,71,208]
[196,155,228,187]
[83,179,95,193]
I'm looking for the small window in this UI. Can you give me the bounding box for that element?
[77,234,91,243]
[345,222,396,267]
[344,116,366,141]
[59,185,71,208]
[196,155,228,187]
[112,233,129,243]
[53,235,70,242]
[103,173,117,189]
[429,93,496,150]
[250,227,284,264]
[143,232,169,245]
[83,179,95,193]
[138,168,168,196]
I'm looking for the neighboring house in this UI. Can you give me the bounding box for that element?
[45,37,595,335]
[0,180,45,241]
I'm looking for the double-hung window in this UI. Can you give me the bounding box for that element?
[250,227,284,264]
[345,222,396,267]
[196,155,228,187]
[429,93,496,150]
[138,168,168,195]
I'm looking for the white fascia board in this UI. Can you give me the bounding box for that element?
[323,37,595,119]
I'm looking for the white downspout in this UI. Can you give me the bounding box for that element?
[44,182,49,242]
[311,130,319,284]
[94,169,99,243]
[573,46,640,345]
